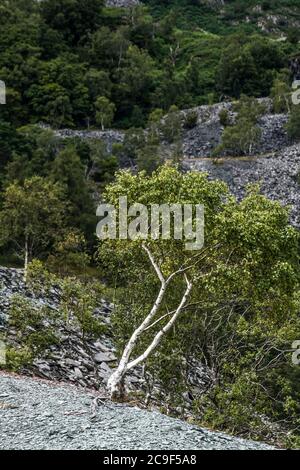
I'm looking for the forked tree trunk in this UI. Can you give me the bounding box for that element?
[107,245,193,399]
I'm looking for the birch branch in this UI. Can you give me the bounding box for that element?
[126,274,193,371]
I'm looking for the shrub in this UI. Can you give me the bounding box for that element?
[162,105,183,143]
[5,347,33,372]
[287,105,300,141]
[219,108,230,127]
[184,110,198,129]
[214,96,265,156]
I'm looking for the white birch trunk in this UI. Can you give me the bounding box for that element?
[127,275,192,371]
[107,244,193,399]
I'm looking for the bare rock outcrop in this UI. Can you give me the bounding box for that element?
[106,0,140,7]
[184,144,300,227]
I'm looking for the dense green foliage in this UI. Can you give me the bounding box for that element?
[0,0,299,197]
[0,123,119,265]
[98,165,300,446]
[0,0,298,131]
[145,0,300,34]
[1,0,300,448]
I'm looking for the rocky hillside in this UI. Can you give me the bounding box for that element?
[145,0,300,37]
[0,267,212,403]
[0,269,277,450]
[55,99,289,158]
[180,100,300,228]
[181,99,289,158]
[0,267,131,391]
[185,144,300,228]
[54,98,300,228]
[106,0,140,7]
[0,373,274,450]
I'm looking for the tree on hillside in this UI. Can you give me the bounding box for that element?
[113,45,156,124]
[4,126,62,184]
[136,140,162,174]
[0,122,23,186]
[271,78,291,113]
[97,166,299,401]
[122,128,146,166]
[287,104,300,141]
[0,177,66,280]
[50,146,96,236]
[161,105,183,144]
[47,230,90,276]
[89,26,131,71]
[213,95,266,156]
[40,0,105,45]
[85,70,112,127]
[217,35,285,98]
[95,97,116,131]
[88,140,118,186]
[26,83,73,128]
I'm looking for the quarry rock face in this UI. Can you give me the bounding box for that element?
[52,99,300,229]
[181,99,290,158]
[184,144,300,228]
[54,99,290,159]
[106,0,140,7]
[0,267,116,390]
[54,128,124,154]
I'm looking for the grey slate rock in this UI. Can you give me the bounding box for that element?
[185,143,300,227]
[94,352,116,363]
[0,374,276,450]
